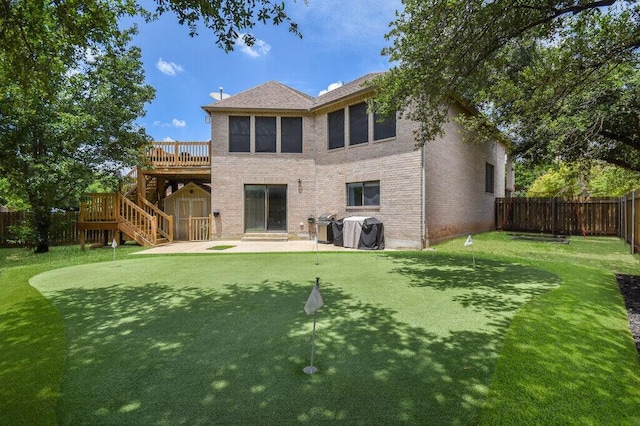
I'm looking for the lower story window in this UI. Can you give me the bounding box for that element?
[347,181,380,206]
[485,163,495,193]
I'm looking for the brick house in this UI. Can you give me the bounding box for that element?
[201,73,509,249]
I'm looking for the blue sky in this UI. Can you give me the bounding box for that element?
[126,0,403,142]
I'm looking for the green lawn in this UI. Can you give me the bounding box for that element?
[2,234,640,424]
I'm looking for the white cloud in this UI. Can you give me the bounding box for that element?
[236,34,271,58]
[156,58,184,76]
[172,118,186,128]
[154,119,186,128]
[163,137,175,142]
[318,81,343,96]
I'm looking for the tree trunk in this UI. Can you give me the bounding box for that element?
[32,206,50,253]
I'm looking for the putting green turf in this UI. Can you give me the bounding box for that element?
[30,251,558,424]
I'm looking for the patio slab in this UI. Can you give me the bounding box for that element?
[133,240,367,254]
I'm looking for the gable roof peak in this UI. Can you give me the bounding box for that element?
[204,80,314,111]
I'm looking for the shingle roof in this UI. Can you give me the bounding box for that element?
[311,73,383,108]
[202,73,385,113]
[204,81,315,111]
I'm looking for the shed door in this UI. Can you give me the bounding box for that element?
[175,198,208,239]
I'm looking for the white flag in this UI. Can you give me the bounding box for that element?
[304,284,323,315]
[464,234,473,247]
[111,239,118,248]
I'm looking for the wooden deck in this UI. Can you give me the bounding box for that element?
[79,141,211,249]
[146,141,210,168]
[78,193,173,249]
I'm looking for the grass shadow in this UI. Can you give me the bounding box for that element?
[34,279,508,423]
[25,251,562,424]
[383,251,561,315]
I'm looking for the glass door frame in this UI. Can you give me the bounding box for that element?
[244,184,287,233]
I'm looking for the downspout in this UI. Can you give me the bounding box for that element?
[421,144,427,249]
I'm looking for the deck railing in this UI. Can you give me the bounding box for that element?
[80,193,119,222]
[146,141,210,168]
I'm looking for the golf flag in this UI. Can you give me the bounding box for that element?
[304,284,323,315]
[464,234,473,247]
[111,239,117,249]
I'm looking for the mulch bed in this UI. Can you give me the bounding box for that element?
[616,274,640,355]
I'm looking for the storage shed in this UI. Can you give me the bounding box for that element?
[164,182,211,240]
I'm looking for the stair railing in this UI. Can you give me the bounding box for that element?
[140,198,174,242]
[120,169,138,197]
[118,194,157,246]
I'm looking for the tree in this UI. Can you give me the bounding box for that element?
[526,163,640,197]
[0,1,301,252]
[373,1,640,170]
[0,30,155,252]
[513,161,552,197]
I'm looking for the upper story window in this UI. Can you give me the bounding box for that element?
[374,111,396,141]
[255,117,276,153]
[229,116,250,152]
[328,103,397,150]
[485,163,495,193]
[328,109,345,149]
[347,181,380,207]
[281,117,303,153]
[349,102,369,145]
[228,116,303,154]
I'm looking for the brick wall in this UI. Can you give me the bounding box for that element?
[208,101,506,248]
[423,107,506,245]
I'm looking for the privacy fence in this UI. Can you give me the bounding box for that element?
[496,193,640,253]
[0,211,105,248]
[495,197,620,236]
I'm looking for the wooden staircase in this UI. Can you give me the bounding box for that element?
[78,193,173,249]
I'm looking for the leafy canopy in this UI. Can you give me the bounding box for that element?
[0,0,302,251]
[373,1,640,170]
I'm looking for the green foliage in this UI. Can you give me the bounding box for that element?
[147,0,303,51]
[0,178,29,210]
[527,164,583,197]
[513,161,550,197]
[526,163,640,197]
[374,1,640,171]
[0,1,301,251]
[588,164,640,196]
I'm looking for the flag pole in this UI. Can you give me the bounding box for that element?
[304,277,321,374]
[472,245,476,271]
[304,312,318,375]
[111,238,117,262]
[464,234,475,271]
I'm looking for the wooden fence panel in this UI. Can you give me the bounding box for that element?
[496,198,620,236]
[0,211,24,246]
[0,211,104,247]
[619,191,640,253]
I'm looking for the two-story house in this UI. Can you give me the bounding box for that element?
[77,73,507,250]
[202,73,508,249]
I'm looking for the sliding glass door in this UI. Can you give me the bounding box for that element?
[244,184,287,232]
